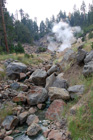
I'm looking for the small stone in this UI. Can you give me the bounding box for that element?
[20,73,26,80]
[19,112,28,124]
[29,107,37,114]
[37,104,45,110]
[4,136,13,140]
[26,115,39,126]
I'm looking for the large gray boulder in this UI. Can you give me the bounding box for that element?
[48,87,70,101]
[2,116,19,130]
[6,62,27,80]
[27,87,48,105]
[47,65,59,76]
[27,123,41,137]
[29,69,47,87]
[45,73,68,90]
[68,85,84,98]
[83,60,93,77]
[77,49,87,65]
[84,50,93,64]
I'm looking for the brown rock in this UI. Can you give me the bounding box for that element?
[4,136,13,140]
[13,93,27,103]
[19,112,28,124]
[43,129,51,138]
[29,107,37,114]
[45,100,66,120]
[48,130,62,140]
[20,73,26,80]
[0,129,6,139]
[37,104,45,110]
[26,115,39,126]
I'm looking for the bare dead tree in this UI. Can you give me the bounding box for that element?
[0,0,9,52]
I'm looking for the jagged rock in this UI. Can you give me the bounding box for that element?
[83,60,93,77]
[13,93,27,103]
[47,65,59,76]
[48,87,70,101]
[45,73,68,90]
[68,85,84,98]
[45,100,66,120]
[27,87,48,105]
[77,49,87,65]
[29,69,47,86]
[62,49,76,62]
[19,112,28,124]
[26,115,39,126]
[48,130,62,140]
[6,62,27,80]
[4,136,13,140]
[2,116,19,130]
[45,73,56,90]
[52,77,69,89]
[84,50,93,63]
[27,123,41,136]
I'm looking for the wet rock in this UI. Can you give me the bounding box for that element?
[26,115,39,126]
[77,49,87,65]
[10,82,20,90]
[83,60,93,77]
[4,136,13,140]
[6,62,27,80]
[29,107,37,114]
[68,85,84,98]
[48,87,70,101]
[27,123,41,136]
[47,65,59,76]
[2,116,19,130]
[13,93,27,103]
[84,50,93,63]
[29,69,47,87]
[19,111,28,124]
[45,100,66,120]
[27,87,48,105]
[48,130,62,140]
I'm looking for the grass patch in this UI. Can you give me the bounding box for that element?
[68,88,93,140]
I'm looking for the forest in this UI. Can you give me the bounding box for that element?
[0,0,93,53]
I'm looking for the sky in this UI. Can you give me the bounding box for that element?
[6,0,93,25]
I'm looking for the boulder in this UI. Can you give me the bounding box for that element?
[83,60,93,77]
[29,69,47,86]
[27,123,41,136]
[77,49,87,65]
[68,85,84,98]
[13,93,27,103]
[19,112,28,124]
[84,50,93,63]
[45,73,56,90]
[6,62,27,80]
[4,136,13,140]
[27,87,48,105]
[48,130,62,140]
[2,116,19,130]
[45,73,68,90]
[47,65,59,76]
[48,87,70,101]
[45,100,66,120]
[26,115,39,126]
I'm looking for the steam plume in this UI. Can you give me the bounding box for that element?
[48,21,81,52]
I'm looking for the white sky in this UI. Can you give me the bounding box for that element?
[6,0,92,25]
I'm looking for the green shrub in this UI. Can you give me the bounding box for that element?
[24,53,30,58]
[91,42,93,49]
[88,32,93,39]
[15,42,24,53]
[38,47,47,52]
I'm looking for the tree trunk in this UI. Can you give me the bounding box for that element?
[0,1,9,52]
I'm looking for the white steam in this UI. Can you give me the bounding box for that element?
[48,22,81,52]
